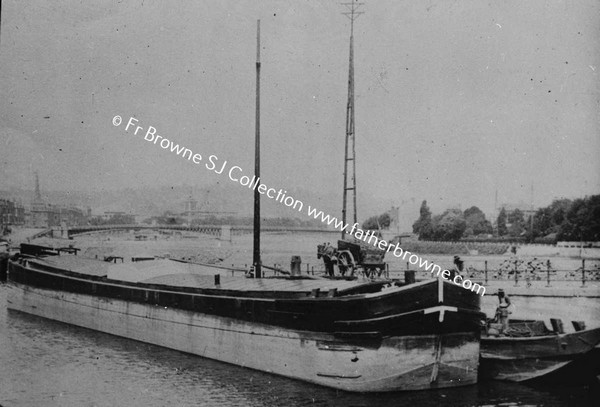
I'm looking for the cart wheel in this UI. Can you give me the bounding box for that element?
[338,251,356,276]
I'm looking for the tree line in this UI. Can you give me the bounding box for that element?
[410,195,599,242]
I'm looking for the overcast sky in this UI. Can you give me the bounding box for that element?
[1,0,599,220]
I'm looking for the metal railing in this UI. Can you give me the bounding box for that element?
[399,258,600,287]
[263,258,600,287]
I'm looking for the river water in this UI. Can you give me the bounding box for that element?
[0,288,598,407]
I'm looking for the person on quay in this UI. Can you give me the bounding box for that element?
[495,288,512,334]
[449,255,464,280]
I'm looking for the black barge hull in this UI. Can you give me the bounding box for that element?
[6,255,483,392]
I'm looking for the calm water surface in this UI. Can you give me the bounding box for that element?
[0,287,598,407]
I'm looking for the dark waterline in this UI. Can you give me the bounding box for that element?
[0,287,598,407]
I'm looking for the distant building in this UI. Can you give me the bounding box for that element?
[59,206,88,226]
[101,211,126,220]
[101,211,136,224]
[181,194,236,224]
[494,202,536,236]
[30,203,88,228]
[500,202,536,218]
[0,198,26,227]
[30,171,49,227]
[30,199,57,227]
[183,196,198,213]
[28,172,89,228]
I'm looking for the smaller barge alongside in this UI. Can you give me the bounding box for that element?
[481,319,600,382]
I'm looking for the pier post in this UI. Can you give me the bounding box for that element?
[546,260,551,287]
[550,318,564,334]
[484,261,488,285]
[290,256,302,277]
[581,259,586,287]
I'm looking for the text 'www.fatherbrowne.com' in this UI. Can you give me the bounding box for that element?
[112,115,486,296]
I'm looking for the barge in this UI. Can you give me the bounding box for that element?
[481,319,600,382]
[5,17,485,393]
[6,244,484,392]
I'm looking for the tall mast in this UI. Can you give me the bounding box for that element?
[341,1,363,239]
[253,20,262,278]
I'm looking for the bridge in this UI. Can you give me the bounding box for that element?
[60,224,338,239]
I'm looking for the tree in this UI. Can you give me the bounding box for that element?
[531,207,552,239]
[507,209,525,237]
[378,213,391,229]
[362,215,378,231]
[362,212,392,231]
[558,195,600,241]
[431,209,466,240]
[412,200,434,240]
[463,206,493,236]
[528,198,572,241]
[496,208,507,236]
[549,199,572,228]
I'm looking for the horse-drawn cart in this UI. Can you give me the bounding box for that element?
[317,239,386,277]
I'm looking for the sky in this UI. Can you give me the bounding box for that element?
[1,0,599,225]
